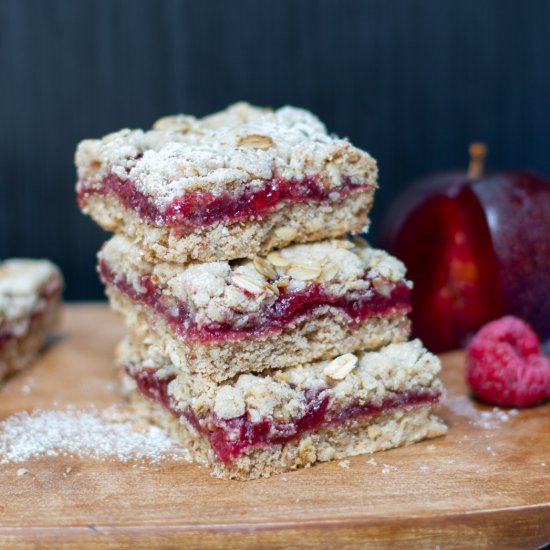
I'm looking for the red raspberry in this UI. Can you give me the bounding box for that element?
[466,316,550,407]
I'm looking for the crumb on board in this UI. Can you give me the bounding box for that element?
[486,446,496,457]
[381,464,398,474]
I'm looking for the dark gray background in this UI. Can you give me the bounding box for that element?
[1,0,549,300]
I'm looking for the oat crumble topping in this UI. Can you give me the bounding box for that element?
[76,103,378,209]
[0,260,61,333]
[122,339,442,423]
[99,235,409,331]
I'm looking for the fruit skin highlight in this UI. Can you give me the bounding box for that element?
[381,143,550,352]
[466,316,550,408]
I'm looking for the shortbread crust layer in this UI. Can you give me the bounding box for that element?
[81,191,374,264]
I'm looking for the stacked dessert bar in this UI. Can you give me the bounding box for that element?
[76,103,446,479]
[0,259,63,382]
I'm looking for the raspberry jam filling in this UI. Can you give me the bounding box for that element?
[99,261,411,343]
[129,366,440,464]
[78,172,370,232]
[0,332,12,348]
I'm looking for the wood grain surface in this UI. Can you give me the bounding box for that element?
[0,304,549,549]
[2,0,550,300]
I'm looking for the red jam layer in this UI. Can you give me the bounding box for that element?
[0,332,12,348]
[78,173,370,232]
[128,366,441,464]
[99,261,411,344]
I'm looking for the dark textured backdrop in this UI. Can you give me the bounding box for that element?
[1,0,549,300]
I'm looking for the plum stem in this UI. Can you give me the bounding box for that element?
[468,142,488,179]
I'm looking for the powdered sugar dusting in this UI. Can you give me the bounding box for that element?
[0,407,190,464]
[445,396,519,429]
[76,102,377,206]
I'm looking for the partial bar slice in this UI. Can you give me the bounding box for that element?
[0,259,63,381]
[99,235,412,382]
[120,337,446,480]
[76,102,378,264]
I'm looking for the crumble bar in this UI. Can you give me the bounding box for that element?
[99,235,412,381]
[76,102,377,263]
[0,259,63,381]
[120,337,446,480]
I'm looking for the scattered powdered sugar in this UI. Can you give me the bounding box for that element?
[20,377,36,395]
[0,407,190,464]
[338,460,350,469]
[444,396,519,429]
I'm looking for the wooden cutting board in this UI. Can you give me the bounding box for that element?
[0,304,549,549]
